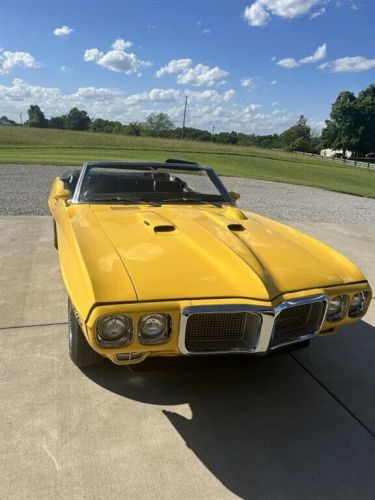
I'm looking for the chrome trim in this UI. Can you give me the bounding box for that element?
[71,161,89,204]
[178,295,328,356]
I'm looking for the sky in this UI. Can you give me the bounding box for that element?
[0,0,374,134]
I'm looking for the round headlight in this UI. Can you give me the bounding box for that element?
[326,295,347,322]
[138,314,170,344]
[96,315,133,344]
[349,292,368,318]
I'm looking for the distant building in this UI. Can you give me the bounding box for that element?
[320,149,353,159]
[0,116,17,126]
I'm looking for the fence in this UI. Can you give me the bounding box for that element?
[296,151,375,171]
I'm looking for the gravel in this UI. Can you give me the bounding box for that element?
[1,164,375,224]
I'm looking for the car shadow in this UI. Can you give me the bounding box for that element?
[83,320,375,499]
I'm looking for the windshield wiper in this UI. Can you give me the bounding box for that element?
[161,197,222,206]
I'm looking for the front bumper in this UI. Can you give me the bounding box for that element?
[82,283,371,365]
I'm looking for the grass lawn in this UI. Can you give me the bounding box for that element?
[1,125,374,198]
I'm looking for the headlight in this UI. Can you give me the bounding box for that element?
[96,315,133,345]
[326,295,348,322]
[349,292,370,318]
[138,313,171,344]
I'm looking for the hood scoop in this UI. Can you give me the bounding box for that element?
[228,223,246,232]
[142,212,177,234]
[152,224,176,233]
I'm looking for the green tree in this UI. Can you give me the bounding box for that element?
[321,91,361,155]
[26,105,48,128]
[49,116,66,129]
[127,121,143,136]
[65,107,91,131]
[280,120,312,152]
[357,84,375,153]
[143,112,174,137]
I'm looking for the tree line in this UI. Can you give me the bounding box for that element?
[3,83,374,154]
[22,104,320,151]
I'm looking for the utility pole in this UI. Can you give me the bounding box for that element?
[20,113,23,125]
[181,95,188,139]
[211,125,215,141]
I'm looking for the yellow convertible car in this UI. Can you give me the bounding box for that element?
[49,159,372,368]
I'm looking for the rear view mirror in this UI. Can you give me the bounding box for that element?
[229,191,240,202]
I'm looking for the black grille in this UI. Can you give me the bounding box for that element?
[271,301,326,349]
[186,313,246,341]
[274,303,312,334]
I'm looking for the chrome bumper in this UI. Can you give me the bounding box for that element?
[178,294,328,356]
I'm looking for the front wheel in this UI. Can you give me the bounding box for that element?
[68,299,103,368]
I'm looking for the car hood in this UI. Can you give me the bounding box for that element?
[86,204,365,302]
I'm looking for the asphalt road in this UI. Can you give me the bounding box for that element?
[0,163,375,224]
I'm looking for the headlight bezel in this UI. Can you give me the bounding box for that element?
[138,313,172,345]
[95,314,134,347]
[348,291,371,318]
[326,295,348,322]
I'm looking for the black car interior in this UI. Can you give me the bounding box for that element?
[82,172,187,199]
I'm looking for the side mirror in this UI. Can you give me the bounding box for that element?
[229,191,240,202]
[54,184,71,202]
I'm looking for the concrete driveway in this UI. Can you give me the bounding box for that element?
[1,216,374,500]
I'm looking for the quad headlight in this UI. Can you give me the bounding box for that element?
[138,313,171,344]
[349,292,370,318]
[326,295,348,322]
[96,315,133,346]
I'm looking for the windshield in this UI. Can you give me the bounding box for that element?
[76,164,230,205]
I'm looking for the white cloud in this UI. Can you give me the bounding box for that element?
[84,39,152,74]
[0,49,42,74]
[189,89,236,102]
[60,65,72,73]
[111,39,133,50]
[53,25,73,38]
[300,43,327,64]
[243,2,270,26]
[156,59,193,77]
[0,79,296,134]
[177,63,228,86]
[241,77,256,90]
[243,0,322,26]
[84,48,104,62]
[223,89,236,101]
[320,56,375,73]
[156,58,228,86]
[126,88,181,105]
[202,29,212,35]
[270,79,278,85]
[277,43,327,68]
[277,58,300,69]
[72,87,124,99]
[310,7,326,18]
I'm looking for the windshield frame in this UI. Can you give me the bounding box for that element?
[71,161,234,206]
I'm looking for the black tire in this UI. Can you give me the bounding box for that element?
[68,299,103,368]
[53,219,58,250]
